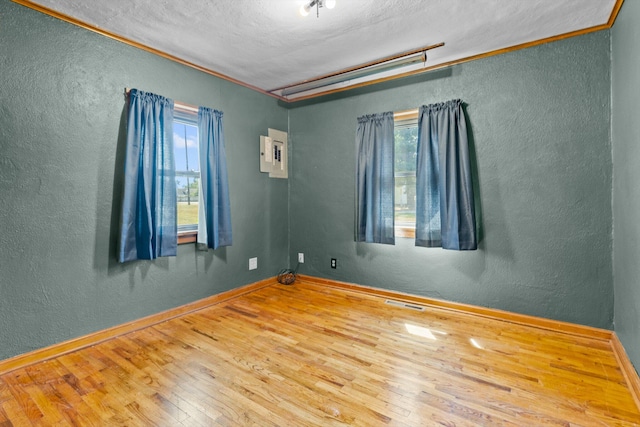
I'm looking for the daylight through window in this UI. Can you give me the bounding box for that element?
[174,114,200,233]
[394,112,418,238]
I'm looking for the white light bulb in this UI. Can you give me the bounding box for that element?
[325,0,336,9]
[299,4,310,16]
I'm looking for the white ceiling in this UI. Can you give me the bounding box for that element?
[25,0,619,96]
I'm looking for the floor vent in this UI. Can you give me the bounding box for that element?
[384,299,425,311]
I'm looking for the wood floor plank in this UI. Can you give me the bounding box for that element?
[1,280,639,425]
[1,371,43,424]
[1,397,34,427]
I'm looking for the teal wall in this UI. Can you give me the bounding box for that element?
[288,31,613,329]
[0,0,288,360]
[0,0,625,364]
[612,0,640,370]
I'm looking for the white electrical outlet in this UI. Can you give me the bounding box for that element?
[298,253,304,263]
[249,257,258,270]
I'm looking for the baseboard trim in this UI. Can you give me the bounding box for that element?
[297,275,613,340]
[0,277,277,375]
[3,273,639,412]
[298,275,640,408]
[298,274,640,410]
[611,333,640,410]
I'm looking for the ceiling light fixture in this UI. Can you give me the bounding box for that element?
[270,42,445,100]
[300,0,335,18]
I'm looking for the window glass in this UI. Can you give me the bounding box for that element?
[173,115,200,232]
[394,117,418,238]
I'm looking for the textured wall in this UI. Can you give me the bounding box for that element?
[612,0,640,370]
[0,0,288,360]
[0,0,619,362]
[288,31,613,328]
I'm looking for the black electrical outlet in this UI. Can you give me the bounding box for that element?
[331,258,337,269]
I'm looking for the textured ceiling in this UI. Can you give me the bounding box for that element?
[24,0,618,94]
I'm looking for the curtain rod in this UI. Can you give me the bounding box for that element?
[124,88,199,113]
[123,87,415,117]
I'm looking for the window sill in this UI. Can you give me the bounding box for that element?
[178,231,197,245]
[395,226,415,239]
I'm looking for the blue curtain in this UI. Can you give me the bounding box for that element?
[197,107,232,249]
[355,112,395,244]
[415,99,477,250]
[119,89,177,262]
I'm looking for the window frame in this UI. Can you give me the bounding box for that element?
[394,109,419,239]
[173,108,200,244]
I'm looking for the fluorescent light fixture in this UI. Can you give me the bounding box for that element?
[270,42,444,100]
[282,52,426,97]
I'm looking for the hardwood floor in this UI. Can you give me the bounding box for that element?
[1,278,639,426]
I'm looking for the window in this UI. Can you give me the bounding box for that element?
[174,110,200,243]
[394,111,418,238]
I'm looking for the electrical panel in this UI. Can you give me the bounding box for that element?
[260,128,288,179]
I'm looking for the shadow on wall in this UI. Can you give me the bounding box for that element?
[110,105,127,274]
[463,103,514,263]
[199,245,227,275]
[353,101,490,283]
[97,101,230,282]
[92,104,128,277]
[91,102,172,288]
[464,102,484,245]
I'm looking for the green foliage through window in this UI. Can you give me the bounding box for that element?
[394,118,418,235]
